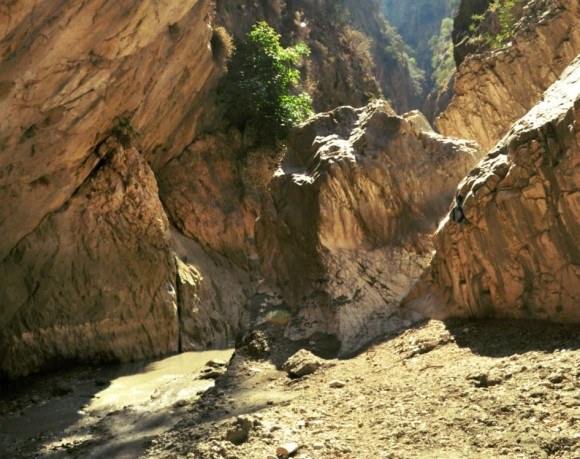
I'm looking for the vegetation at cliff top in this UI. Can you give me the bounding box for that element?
[220,22,313,141]
[470,0,525,49]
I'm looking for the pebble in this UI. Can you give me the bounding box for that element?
[329,380,346,388]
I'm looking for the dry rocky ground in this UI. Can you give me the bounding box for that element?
[145,320,579,459]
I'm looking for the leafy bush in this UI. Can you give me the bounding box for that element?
[220,22,313,141]
[469,0,525,49]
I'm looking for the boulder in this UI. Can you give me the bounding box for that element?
[257,101,483,355]
[282,350,323,378]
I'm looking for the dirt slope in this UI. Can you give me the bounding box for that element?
[144,320,579,459]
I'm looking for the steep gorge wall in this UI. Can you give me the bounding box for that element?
[436,0,580,151]
[0,0,233,378]
[0,0,430,378]
[404,57,580,322]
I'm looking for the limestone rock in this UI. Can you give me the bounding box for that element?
[199,360,228,380]
[158,131,274,267]
[238,330,271,360]
[257,101,483,355]
[0,0,220,262]
[403,56,580,323]
[225,416,253,445]
[0,139,178,378]
[437,0,580,150]
[282,350,323,378]
[172,230,252,353]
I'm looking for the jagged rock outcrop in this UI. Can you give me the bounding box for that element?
[404,57,580,323]
[0,0,239,378]
[437,0,580,151]
[0,139,178,378]
[256,102,483,354]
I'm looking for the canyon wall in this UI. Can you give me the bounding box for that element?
[437,0,580,150]
[0,0,429,377]
[404,57,580,323]
[257,102,482,354]
[217,0,424,112]
[0,0,230,378]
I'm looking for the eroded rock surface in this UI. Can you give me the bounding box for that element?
[257,102,483,354]
[437,0,580,150]
[0,139,178,378]
[0,0,220,262]
[404,57,580,323]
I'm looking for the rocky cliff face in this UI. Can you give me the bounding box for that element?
[437,0,580,151]
[256,102,482,354]
[404,57,580,323]
[0,138,179,378]
[0,0,220,263]
[0,0,233,378]
[216,0,424,112]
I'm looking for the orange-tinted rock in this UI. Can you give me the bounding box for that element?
[436,0,580,150]
[0,139,178,378]
[0,0,219,262]
[404,57,580,323]
[257,102,483,354]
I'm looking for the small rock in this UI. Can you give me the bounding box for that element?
[329,380,346,388]
[466,373,502,388]
[206,359,227,368]
[547,373,565,384]
[276,442,301,457]
[226,416,253,445]
[240,330,271,359]
[282,350,323,378]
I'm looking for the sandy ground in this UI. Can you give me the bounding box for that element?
[144,320,579,459]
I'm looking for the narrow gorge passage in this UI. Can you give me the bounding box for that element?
[0,0,578,458]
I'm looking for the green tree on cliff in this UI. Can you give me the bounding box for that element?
[221,22,313,140]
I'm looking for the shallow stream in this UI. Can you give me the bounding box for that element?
[0,349,234,458]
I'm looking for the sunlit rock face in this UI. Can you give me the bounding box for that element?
[0,0,219,262]
[0,139,178,379]
[0,0,225,378]
[257,102,483,354]
[437,0,580,151]
[404,57,580,323]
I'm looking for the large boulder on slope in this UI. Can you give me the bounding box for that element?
[256,101,483,355]
[403,56,580,323]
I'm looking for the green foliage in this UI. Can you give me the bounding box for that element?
[221,22,313,141]
[429,17,455,86]
[111,115,140,147]
[469,0,524,49]
[380,22,426,95]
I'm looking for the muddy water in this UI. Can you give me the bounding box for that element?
[0,349,233,458]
